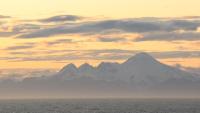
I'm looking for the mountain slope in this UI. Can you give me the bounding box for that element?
[120,52,195,84]
[56,52,196,84]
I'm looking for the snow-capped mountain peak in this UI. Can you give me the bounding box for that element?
[56,52,196,84]
[60,63,77,72]
[79,63,94,70]
[57,63,78,78]
[123,52,158,65]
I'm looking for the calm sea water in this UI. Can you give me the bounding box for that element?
[0,99,199,113]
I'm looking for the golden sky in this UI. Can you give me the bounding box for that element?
[0,0,200,19]
[0,0,200,69]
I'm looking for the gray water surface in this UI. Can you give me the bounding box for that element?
[0,99,199,113]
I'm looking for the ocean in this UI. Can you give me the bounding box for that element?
[0,99,199,113]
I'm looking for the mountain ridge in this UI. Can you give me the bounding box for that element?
[0,52,199,98]
[57,52,196,83]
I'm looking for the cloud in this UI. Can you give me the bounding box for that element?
[39,15,83,23]
[0,14,199,41]
[17,19,163,38]
[4,45,35,50]
[9,51,37,55]
[13,24,41,32]
[0,15,199,42]
[46,39,73,46]
[14,53,131,61]
[17,18,200,39]
[98,37,126,42]
[181,67,200,76]
[0,68,56,80]
[0,24,42,37]
[168,20,200,31]
[2,49,138,61]
[2,49,200,62]
[135,31,200,41]
[177,16,200,19]
[0,32,18,37]
[151,51,200,59]
[0,56,21,60]
[0,15,11,19]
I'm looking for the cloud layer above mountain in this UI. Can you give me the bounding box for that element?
[0,15,200,68]
[0,15,200,41]
[17,18,200,40]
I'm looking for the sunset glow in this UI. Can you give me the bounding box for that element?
[0,0,199,69]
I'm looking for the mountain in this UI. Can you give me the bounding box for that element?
[56,63,78,79]
[0,52,199,98]
[95,62,120,80]
[78,63,95,77]
[120,52,196,84]
[56,52,196,84]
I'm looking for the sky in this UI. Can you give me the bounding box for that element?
[0,0,200,69]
